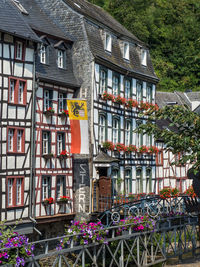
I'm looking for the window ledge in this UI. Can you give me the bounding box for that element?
[7,152,25,155]
[8,103,26,107]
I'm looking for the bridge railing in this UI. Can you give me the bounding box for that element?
[1,216,199,267]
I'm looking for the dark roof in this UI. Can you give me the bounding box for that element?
[85,22,158,81]
[156,91,185,109]
[62,0,143,45]
[0,0,39,42]
[35,38,80,88]
[18,0,74,41]
[94,150,119,163]
[186,92,200,102]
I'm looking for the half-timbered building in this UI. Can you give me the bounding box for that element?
[34,0,159,213]
[155,91,199,193]
[0,0,40,233]
[18,0,80,236]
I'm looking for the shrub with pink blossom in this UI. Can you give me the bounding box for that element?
[60,221,109,247]
[116,215,155,235]
[0,222,34,266]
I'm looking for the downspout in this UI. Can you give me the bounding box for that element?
[29,46,38,221]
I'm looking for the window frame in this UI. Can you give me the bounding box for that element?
[43,89,53,112]
[136,167,143,194]
[112,74,120,96]
[146,83,153,103]
[42,131,51,155]
[7,127,25,154]
[112,117,120,144]
[57,132,65,155]
[99,113,107,144]
[136,81,143,102]
[6,176,24,208]
[105,33,112,52]
[111,168,120,197]
[124,119,131,146]
[56,176,66,200]
[42,176,51,201]
[136,120,143,147]
[146,168,152,193]
[8,77,27,105]
[15,40,25,61]
[141,49,147,66]
[156,150,163,166]
[57,49,65,69]
[99,67,107,94]
[123,42,129,60]
[125,168,132,195]
[40,43,47,64]
[124,78,131,99]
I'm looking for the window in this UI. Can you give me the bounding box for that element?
[7,128,25,153]
[42,131,51,155]
[136,168,142,194]
[56,176,66,199]
[43,89,53,111]
[42,176,51,200]
[99,69,107,94]
[141,49,147,66]
[15,41,23,60]
[156,151,163,165]
[57,132,65,155]
[124,79,131,99]
[9,78,27,105]
[146,168,152,193]
[58,50,64,68]
[146,135,152,147]
[176,179,181,191]
[136,81,143,102]
[125,169,132,194]
[113,75,119,96]
[136,120,143,147]
[58,92,67,113]
[99,115,106,143]
[146,84,152,103]
[112,169,119,196]
[40,44,46,64]
[113,118,120,144]
[125,120,131,146]
[158,179,162,192]
[105,33,112,52]
[7,177,24,207]
[123,42,129,60]
[12,0,29,15]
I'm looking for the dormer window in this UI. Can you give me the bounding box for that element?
[123,42,129,60]
[105,33,112,52]
[58,50,64,68]
[15,41,23,60]
[141,49,147,66]
[40,44,46,64]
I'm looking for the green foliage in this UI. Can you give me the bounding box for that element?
[88,0,200,92]
[137,105,200,170]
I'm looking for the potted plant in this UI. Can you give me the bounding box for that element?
[126,144,138,153]
[57,196,70,204]
[184,186,196,198]
[102,141,115,151]
[57,150,68,159]
[101,91,115,102]
[59,109,69,118]
[126,99,138,109]
[148,146,159,154]
[44,107,55,116]
[159,188,171,199]
[42,153,54,160]
[114,95,126,105]
[43,197,54,205]
[115,143,126,152]
[138,145,149,153]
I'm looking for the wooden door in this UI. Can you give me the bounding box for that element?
[99,176,112,212]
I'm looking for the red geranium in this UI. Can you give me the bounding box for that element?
[115,143,127,152]
[114,95,126,105]
[43,197,54,204]
[62,109,69,116]
[139,145,149,153]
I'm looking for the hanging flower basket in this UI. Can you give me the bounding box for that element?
[59,109,69,118]
[43,197,54,205]
[42,153,54,160]
[44,107,55,116]
[57,196,70,204]
[57,150,68,159]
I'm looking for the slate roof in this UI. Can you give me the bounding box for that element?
[0,0,39,42]
[18,0,74,41]
[62,0,142,44]
[155,91,185,108]
[94,150,119,163]
[85,22,157,81]
[12,0,79,87]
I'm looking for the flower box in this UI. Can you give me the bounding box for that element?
[57,196,70,204]
[42,153,54,160]
[102,141,115,151]
[44,107,55,116]
[57,150,68,160]
[43,197,54,205]
[114,95,126,105]
[102,91,115,102]
[59,109,69,118]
